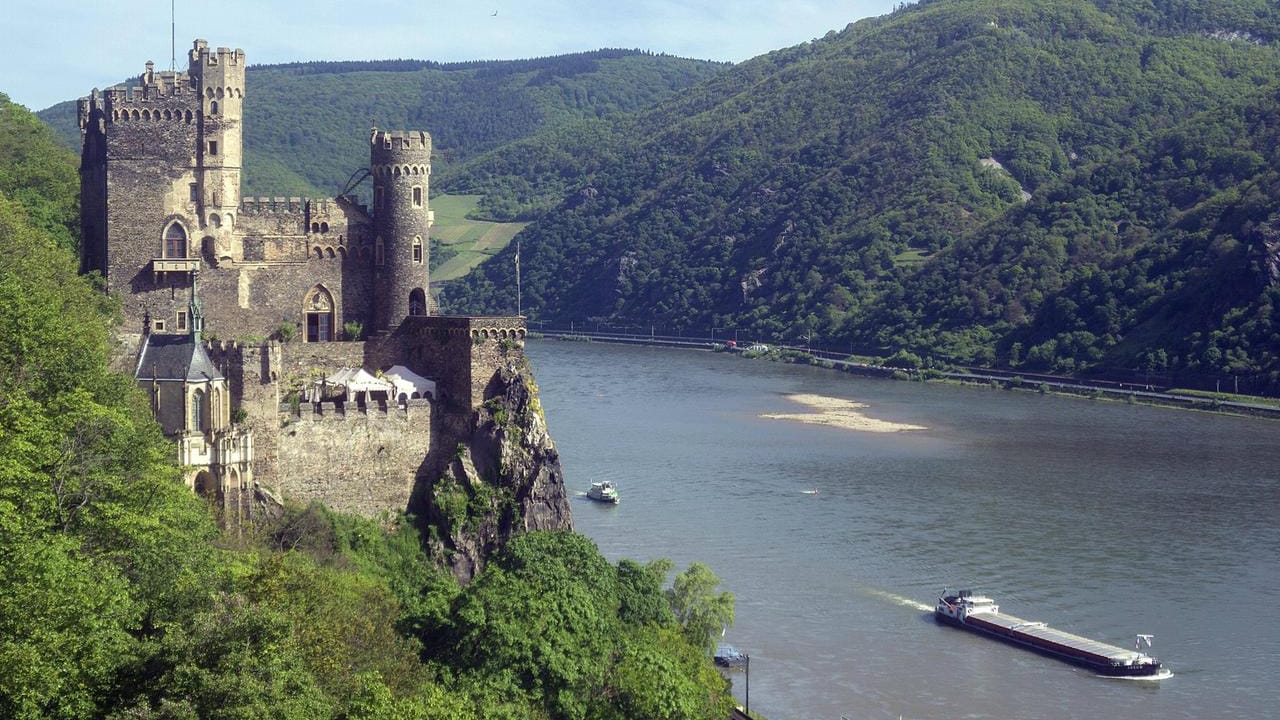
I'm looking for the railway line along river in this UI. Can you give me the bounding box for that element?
[526,339,1280,719]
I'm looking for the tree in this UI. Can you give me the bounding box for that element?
[666,562,735,653]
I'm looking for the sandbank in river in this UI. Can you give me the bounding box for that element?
[761,393,927,432]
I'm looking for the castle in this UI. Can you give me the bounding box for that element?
[76,40,540,528]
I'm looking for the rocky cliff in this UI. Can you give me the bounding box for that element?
[423,358,572,583]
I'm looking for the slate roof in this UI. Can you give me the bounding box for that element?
[135,333,223,382]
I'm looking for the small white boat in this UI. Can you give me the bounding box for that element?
[586,481,620,504]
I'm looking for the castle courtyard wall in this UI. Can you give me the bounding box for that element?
[276,401,433,517]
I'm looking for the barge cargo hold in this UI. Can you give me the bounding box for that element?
[935,590,1167,678]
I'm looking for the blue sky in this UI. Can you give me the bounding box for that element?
[5,0,899,111]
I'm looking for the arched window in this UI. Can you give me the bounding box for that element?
[310,222,319,233]
[191,388,205,432]
[303,286,335,342]
[409,288,426,317]
[313,247,323,259]
[211,388,222,429]
[412,236,423,264]
[209,213,221,229]
[210,100,219,115]
[164,223,188,258]
[320,222,329,233]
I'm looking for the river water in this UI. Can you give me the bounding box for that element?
[526,339,1280,720]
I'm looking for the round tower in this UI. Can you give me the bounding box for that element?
[371,129,432,330]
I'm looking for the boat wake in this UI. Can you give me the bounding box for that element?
[863,588,933,613]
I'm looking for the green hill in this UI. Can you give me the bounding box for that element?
[440,0,1280,393]
[38,50,728,198]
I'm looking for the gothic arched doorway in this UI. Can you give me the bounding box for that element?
[304,286,335,342]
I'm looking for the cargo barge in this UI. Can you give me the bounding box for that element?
[935,590,1166,678]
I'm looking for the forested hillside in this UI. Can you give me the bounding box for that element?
[1,94,735,719]
[443,0,1280,392]
[38,50,727,197]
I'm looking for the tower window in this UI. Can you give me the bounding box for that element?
[413,186,423,208]
[208,140,218,156]
[409,288,426,317]
[176,311,188,331]
[376,238,385,267]
[210,100,218,115]
[189,183,198,202]
[412,236,423,264]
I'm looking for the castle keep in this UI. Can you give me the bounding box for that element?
[76,40,558,540]
[79,40,431,342]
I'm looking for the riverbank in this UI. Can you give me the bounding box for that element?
[530,330,1280,421]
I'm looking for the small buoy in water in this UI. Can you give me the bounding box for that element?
[802,489,819,495]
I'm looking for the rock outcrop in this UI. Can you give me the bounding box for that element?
[423,359,572,583]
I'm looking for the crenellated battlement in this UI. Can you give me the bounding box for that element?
[240,197,309,216]
[370,129,432,170]
[190,39,245,67]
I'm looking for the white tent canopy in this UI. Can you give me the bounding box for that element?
[312,367,393,401]
[384,365,436,401]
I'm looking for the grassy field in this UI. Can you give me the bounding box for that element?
[892,248,931,268]
[1168,388,1280,408]
[430,194,528,283]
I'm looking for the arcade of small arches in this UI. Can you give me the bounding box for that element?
[190,466,243,503]
[311,246,348,260]
[471,327,527,341]
[112,107,196,124]
[371,164,429,178]
[204,86,243,99]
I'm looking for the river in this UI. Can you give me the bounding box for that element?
[525,339,1280,720]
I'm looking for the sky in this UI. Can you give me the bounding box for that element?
[4,0,899,111]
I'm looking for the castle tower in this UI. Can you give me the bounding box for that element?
[370,129,432,331]
[188,40,245,235]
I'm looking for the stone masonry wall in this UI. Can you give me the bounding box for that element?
[276,400,433,517]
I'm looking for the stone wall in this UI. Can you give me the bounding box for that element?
[276,400,433,517]
[378,315,528,416]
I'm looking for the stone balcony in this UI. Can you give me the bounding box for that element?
[152,257,200,274]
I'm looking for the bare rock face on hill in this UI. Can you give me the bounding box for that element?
[425,360,572,583]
